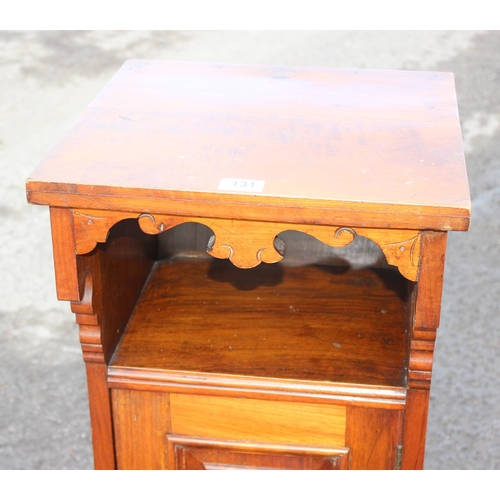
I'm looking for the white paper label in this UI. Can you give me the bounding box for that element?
[218,178,265,193]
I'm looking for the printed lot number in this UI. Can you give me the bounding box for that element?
[218,178,265,193]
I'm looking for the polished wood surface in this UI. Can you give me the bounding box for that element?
[84,362,116,469]
[75,219,157,363]
[112,389,171,470]
[414,231,448,330]
[111,388,350,470]
[402,389,430,470]
[169,394,345,448]
[49,207,79,301]
[69,219,156,469]
[26,60,470,469]
[165,436,349,470]
[346,406,403,469]
[27,61,470,231]
[401,230,449,467]
[69,208,422,280]
[108,367,406,409]
[111,257,409,387]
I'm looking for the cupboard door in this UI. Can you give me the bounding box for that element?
[166,435,350,470]
[112,389,403,469]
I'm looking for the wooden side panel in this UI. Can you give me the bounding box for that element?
[401,389,430,470]
[170,394,346,448]
[85,363,116,469]
[166,436,349,470]
[73,219,157,469]
[112,389,171,470]
[78,219,157,363]
[346,407,403,469]
[49,207,80,301]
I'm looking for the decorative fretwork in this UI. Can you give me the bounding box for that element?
[71,209,422,281]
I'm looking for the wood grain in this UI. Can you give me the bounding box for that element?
[30,190,469,231]
[414,231,448,330]
[108,367,406,409]
[76,219,157,363]
[401,389,430,469]
[69,219,156,469]
[170,393,346,447]
[112,389,171,470]
[346,407,403,469]
[84,362,115,470]
[111,257,409,387]
[405,231,447,391]
[157,221,389,269]
[49,207,80,301]
[166,436,349,470]
[27,61,470,232]
[27,61,471,470]
[71,208,423,280]
[143,214,422,280]
[71,272,105,363]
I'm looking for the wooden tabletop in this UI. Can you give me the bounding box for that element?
[26,60,470,231]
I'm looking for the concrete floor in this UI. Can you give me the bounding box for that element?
[0,31,499,469]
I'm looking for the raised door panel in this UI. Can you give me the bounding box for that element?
[166,435,350,470]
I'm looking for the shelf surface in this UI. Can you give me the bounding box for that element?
[111,258,409,388]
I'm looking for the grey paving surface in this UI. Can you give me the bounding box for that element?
[0,31,499,469]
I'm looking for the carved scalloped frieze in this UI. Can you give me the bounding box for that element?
[70,272,105,363]
[70,209,422,280]
[353,228,421,281]
[73,210,129,254]
[137,213,188,235]
[139,214,288,267]
[140,215,357,269]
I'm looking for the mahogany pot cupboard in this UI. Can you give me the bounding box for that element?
[26,61,471,470]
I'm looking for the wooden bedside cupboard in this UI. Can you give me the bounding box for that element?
[26,60,471,470]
